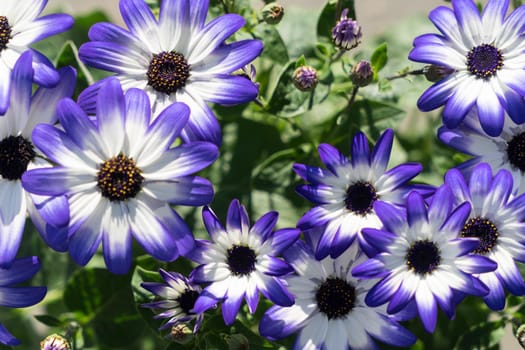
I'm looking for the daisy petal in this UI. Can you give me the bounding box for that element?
[415,284,438,333]
[188,14,245,64]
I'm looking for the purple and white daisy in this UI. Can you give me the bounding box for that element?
[353,188,497,333]
[191,199,299,325]
[259,241,416,350]
[409,0,525,136]
[0,256,47,346]
[0,52,75,266]
[294,129,423,259]
[142,269,206,333]
[445,163,525,310]
[0,0,73,114]
[22,78,219,274]
[439,109,525,195]
[78,0,262,145]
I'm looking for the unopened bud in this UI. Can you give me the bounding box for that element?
[262,3,284,25]
[170,324,193,344]
[332,8,362,50]
[351,60,374,87]
[227,334,250,350]
[293,65,318,92]
[516,324,525,348]
[424,64,455,82]
[40,334,71,350]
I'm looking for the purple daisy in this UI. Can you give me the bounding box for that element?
[0,256,47,346]
[0,0,73,114]
[78,0,262,145]
[259,241,416,350]
[191,199,299,325]
[409,0,525,136]
[294,129,423,259]
[0,52,75,266]
[439,109,525,195]
[445,163,525,310]
[353,188,497,332]
[22,78,218,274]
[142,269,206,333]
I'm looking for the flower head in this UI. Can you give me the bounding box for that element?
[409,0,525,136]
[353,188,497,332]
[332,8,362,50]
[142,269,206,333]
[0,256,47,346]
[444,163,525,310]
[294,129,424,259]
[439,110,525,194]
[0,52,75,266]
[78,0,263,145]
[259,241,416,349]
[0,0,73,114]
[22,78,219,274]
[191,199,299,325]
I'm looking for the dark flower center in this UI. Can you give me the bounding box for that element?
[0,16,12,52]
[316,277,355,320]
[227,245,257,276]
[176,289,200,315]
[507,132,525,172]
[147,51,190,95]
[466,44,503,79]
[344,181,377,215]
[97,154,144,201]
[406,240,441,275]
[461,217,499,254]
[0,135,36,180]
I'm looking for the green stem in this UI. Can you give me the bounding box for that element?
[325,86,359,142]
[335,0,343,21]
[386,68,425,81]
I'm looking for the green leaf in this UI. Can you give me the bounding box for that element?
[34,314,64,328]
[326,98,405,145]
[370,42,388,78]
[453,321,505,350]
[315,43,334,59]
[131,263,166,335]
[251,190,301,229]
[266,61,309,117]
[253,24,289,65]
[295,55,306,69]
[317,0,356,42]
[64,268,145,348]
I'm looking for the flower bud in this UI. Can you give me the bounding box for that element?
[170,324,193,344]
[293,65,318,92]
[40,334,71,350]
[424,64,455,82]
[262,3,284,25]
[332,8,362,50]
[516,324,525,348]
[227,334,250,350]
[350,60,374,87]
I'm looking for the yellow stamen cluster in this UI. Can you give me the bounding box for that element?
[147,51,190,94]
[97,153,144,201]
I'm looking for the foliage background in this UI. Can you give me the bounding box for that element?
[1,0,521,349]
